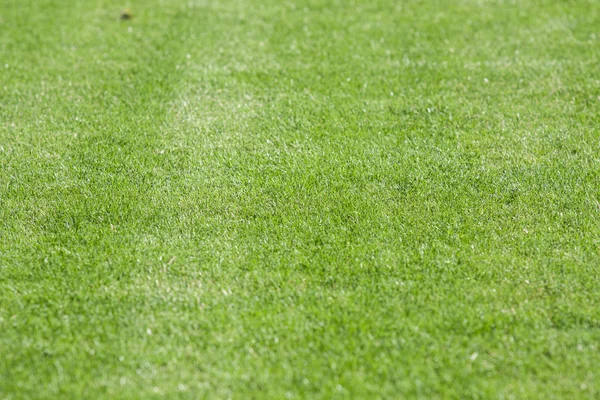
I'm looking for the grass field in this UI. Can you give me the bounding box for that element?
[1,0,600,398]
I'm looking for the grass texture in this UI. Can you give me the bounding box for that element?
[1,0,600,398]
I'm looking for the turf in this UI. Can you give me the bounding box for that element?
[1,0,600,398]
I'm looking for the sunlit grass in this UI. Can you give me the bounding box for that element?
[1,0,600,398]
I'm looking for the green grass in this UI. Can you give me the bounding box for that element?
[1,0,600,398]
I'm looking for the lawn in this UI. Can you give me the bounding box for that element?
[1,0,600,398]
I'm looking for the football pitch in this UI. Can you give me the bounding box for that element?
[1,0,600,398]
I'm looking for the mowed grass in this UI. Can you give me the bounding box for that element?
[1,0,600,398]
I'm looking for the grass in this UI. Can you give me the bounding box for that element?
[1,0,600,398]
